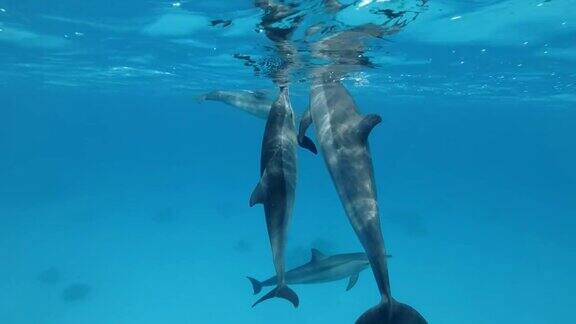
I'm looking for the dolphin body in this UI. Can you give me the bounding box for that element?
[199,90,272,119]
[248,249,391,294]
[249,86,315,308]
[298,71,427,324]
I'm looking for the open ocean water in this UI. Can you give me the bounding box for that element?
[1,1,575,323]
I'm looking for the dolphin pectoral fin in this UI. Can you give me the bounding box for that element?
[247,277,263,295]
[249,181,266,207]
[310,248,327,263]
[252,285,299,308]
[298,109,317,154]
[356,114,382,142]
[249,169,269,207]
[300,136,318,154]
[346,273,360,291]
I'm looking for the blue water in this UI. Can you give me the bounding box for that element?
[1,1,575,323]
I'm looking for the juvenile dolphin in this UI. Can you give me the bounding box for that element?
[298,70,427,324]
[250,86,314,308]
[198,90,272,119]
[248,249,391,294]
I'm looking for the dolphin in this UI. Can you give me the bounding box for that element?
[198,90,273,119]
[249,86,315,308]
[298,70,427,324]
[247,249,391,294]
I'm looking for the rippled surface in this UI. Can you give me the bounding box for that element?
[1,0,574,101]
[1,1,575,324]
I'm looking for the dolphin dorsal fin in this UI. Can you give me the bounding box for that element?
[356,114,382,142]
[249,169,269,207]
[310,248,326,263]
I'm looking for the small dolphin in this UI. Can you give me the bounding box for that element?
[249,86,315,308]
[298,70,427,324]
[248,249,391,294]
[199,90,273,119]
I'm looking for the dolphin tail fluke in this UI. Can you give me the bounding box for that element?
[247,277,263,295]
[356,301,427,324]
[252,285,299,308]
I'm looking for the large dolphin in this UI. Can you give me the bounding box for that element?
[247,249,391,294]
[198,90,272,119]
[298,71,427,324]
[250,86,315,308]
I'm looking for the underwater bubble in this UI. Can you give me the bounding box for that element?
[61,283,92,302]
